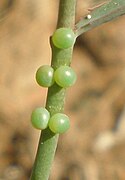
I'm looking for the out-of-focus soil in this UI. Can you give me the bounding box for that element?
[0,1,125,179]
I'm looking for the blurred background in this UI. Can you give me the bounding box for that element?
[0,0,125,179]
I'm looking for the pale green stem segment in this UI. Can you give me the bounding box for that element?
[76,0,125,36]
[30,0,76,180]
[30,0,125,179]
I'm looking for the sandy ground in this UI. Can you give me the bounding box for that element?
[0,1,125,179]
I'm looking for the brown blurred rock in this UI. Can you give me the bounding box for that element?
[0,1,125,180]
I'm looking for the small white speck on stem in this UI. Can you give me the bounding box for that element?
[86,14,92,19]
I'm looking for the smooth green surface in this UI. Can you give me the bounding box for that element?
[57,0,76,27]
[49,113,70,134]
[52,28,75,49]
[76,0,125,36]
[31,107,50,130]
[30,0,76,180]
[54,66,77,88]
[31,128,59,180]
[36,65,54,87]
[31,0,125,179]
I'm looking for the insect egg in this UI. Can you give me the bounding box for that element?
[52,28,76,49]
[86,14,92,19]
[54,66,77,88]
[49,113,70,134]
[31,107,50,130]
[36,65,54,87]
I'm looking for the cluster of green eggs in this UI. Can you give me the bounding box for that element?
[31,28,76,134]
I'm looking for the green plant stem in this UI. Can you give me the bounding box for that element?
[75,0,125,36]
[30,0,76,180]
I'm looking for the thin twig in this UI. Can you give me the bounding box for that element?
[75,0,125,36]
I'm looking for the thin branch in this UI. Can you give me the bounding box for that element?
[75,0,125,36]
[30,0,76,180]
[57,0,76,28]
